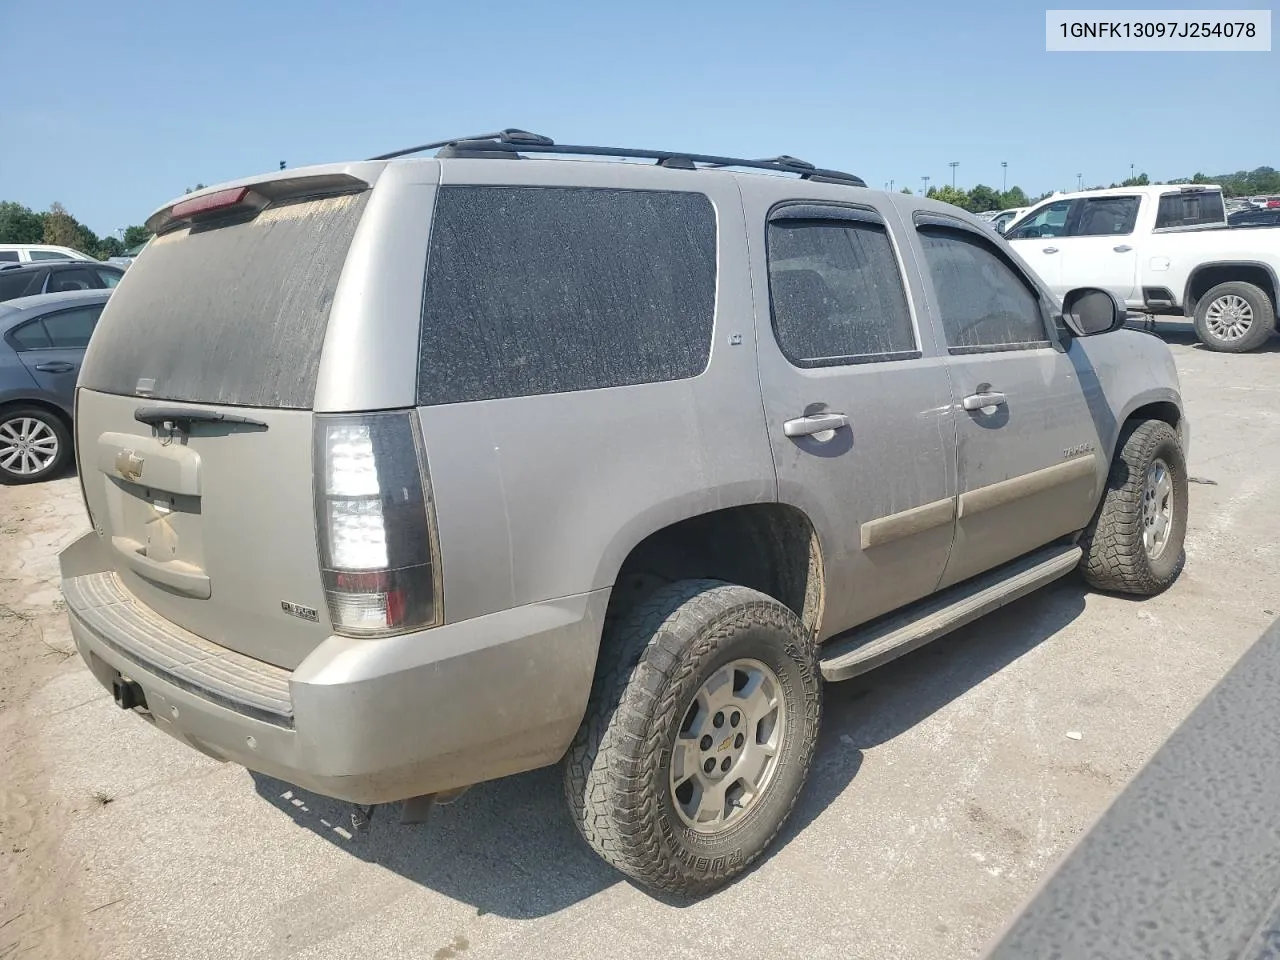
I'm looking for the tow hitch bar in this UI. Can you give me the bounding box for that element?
[112,675,146,711]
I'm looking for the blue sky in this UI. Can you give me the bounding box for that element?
[2,0,1275,235]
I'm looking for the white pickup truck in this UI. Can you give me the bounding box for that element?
[1004,184,1280,352]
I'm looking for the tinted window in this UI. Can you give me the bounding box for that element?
[766,217,915,364]
[79,192,369,408]
[29,250,72,261]
[41,304,104,347]
[95,268,123,288]
[0,272,40,302]
[918,227,1048,351]
[417,186,716,405]
[46,267,97,293]
[1156,191,1226,229]
[1005,200,1072,240]
[9,319,53,350]
[1071,196,1140,236]
[0,251,17,262]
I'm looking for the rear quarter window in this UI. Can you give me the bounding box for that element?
[416,186,716,405]
[79,192,369,408]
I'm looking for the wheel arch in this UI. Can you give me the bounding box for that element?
[1183,261,1279,316]
[0,395,73,431]
[1114,391,1187,463]
[600,501,826,640]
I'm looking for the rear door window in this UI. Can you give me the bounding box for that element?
[417,186,716,405]
[0,251,18,262]
[46,267,98,293]
[1070,196,1140,236]
[95,268,123,288]
[41,304,104,347]
[1155,191,1226,229]
[766,212,916,364]
[79,191,369,408]
[29,250,71,261]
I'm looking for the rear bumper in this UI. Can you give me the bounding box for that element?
[60,532,609,804]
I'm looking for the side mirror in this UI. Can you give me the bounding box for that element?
[1061,287,1125,336]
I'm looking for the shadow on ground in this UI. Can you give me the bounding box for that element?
[1132,318,1280,354]
[252,579,1087,919]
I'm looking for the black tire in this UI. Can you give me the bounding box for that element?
[564,579,821,897]
[1079,419,1187,595]
[0,406,72,485]
[1192,281,1276,353]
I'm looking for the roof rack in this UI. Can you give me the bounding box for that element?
[367,129,866,187]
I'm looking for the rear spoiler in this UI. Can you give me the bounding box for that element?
[146,172,370,235]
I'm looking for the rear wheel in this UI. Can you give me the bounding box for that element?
[564,579,821,897]
[1192,281,1276,353]
[1079,419,1187,595]
[0,407,71,485]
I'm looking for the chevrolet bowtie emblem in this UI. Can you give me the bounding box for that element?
[115,450,145,482]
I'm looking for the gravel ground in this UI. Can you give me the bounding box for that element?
[3,321,1279,960]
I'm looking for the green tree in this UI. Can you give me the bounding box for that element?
[900,186,913,195]
[999,186,1030,208]
[927,185,969,208]
[42,202,82,248]
[184,183,208,195]
[122,225,150,248]
[97,236,124,259]
[1120,173,1150,187]
[966,184,1001,212]
[0,202,45,243]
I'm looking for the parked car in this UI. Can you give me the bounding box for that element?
[1004,184,1280,352]
[58,132,1188,897]
[0,261,125,302]
[1229,207,1280,229]
[107,241,149,269]
[0,288,111,483]
[990,206,1029,234]
[0,244,96,264]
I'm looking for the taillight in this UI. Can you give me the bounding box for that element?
[169,187,250,221]
[314,411,441,637]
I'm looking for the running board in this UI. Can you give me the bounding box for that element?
[819,543,1083,682]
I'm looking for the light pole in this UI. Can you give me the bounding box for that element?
[1077,172,1083,190]
[889,178,894,192]
[949,161,959,188]
[922,175,930,194]
[1001,161,1008,193]
[1130,162,1135,182]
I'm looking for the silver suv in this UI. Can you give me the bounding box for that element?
[59,131,1189,897]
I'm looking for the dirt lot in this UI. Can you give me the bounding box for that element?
[3,323,1279,960]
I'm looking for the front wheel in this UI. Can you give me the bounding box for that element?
[564,580,821,897]
[1079,418,1188,595]
[1192,281,1276,353]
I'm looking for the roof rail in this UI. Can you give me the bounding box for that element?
[368,130,866,187]
[368,129,554,161]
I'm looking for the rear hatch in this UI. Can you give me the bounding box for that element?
[75,184,371,670]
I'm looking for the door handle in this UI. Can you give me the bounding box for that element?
[1113,244,1133,252]
[1042,247,1059,254]
[34,361,75,373]
[962,392,1008,412]
[783,412,849,438]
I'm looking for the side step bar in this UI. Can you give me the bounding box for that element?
[819,543,1083,682]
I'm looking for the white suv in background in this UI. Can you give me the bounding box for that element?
[0,244,96,264]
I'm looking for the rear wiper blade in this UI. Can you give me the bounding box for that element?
[134,406,268,430]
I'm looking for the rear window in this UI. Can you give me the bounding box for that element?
[417,186,716,406]
[0,271,39,302]
[1155,191,1226,229]
[79,192,369,408]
